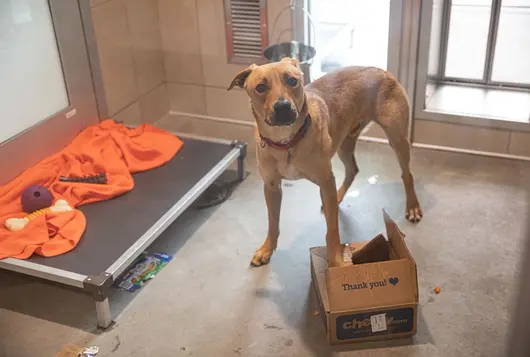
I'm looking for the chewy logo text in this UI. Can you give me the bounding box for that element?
[342,316,395,330]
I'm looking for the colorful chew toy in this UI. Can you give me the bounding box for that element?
[5,199,73,232]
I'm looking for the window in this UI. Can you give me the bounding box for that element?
[440,0,530,88]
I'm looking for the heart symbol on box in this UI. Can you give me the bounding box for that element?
[389,277,399,286]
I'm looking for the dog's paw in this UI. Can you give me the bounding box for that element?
[250,247,273,267]
[406,204,423,223]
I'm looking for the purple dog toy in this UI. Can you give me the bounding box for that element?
[21,185,53,213]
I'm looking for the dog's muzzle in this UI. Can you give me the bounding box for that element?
[270,99,297,126]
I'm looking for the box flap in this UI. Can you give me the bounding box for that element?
[326,258,417,311]
[310,247,330,313]
[383,210,415,264]
[383,210,418,302]
[350,234,390,264]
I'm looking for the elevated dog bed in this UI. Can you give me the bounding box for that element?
[0,135,247,328]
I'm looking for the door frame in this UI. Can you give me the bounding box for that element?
[389,0,422,140]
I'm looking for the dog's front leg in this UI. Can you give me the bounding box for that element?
[319,173,343,267]
[251,180,282,266]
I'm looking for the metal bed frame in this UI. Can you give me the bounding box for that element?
[0,134,247,329]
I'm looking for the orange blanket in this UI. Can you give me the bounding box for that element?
[0,120,183,259]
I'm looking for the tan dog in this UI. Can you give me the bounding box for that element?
[228,58,422,268]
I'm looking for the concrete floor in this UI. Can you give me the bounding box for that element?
[1,141,529,357]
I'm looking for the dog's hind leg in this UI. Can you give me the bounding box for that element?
[381,125,422,222]
[376,77,423,222]
[337,132,361,205]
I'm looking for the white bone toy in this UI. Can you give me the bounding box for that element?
[5,199,73,232]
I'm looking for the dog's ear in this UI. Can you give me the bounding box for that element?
[227,64,257,91]
[281,57,300,69]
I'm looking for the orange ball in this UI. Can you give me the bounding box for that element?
[434,286,441,294]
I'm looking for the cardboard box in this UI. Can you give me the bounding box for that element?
[310,211,419,345]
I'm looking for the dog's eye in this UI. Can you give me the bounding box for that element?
[256,83,267,93]
[287,77,298,87]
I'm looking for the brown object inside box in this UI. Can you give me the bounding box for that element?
[310,211,419,345]
[348,234,390,264]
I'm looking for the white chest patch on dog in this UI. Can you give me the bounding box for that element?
[278,162,303,180]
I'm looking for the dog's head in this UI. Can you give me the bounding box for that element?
[227,57,307,141]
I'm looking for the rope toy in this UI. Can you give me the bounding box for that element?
[5,199,73,232]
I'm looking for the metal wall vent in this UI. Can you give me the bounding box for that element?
[224,0,269,64]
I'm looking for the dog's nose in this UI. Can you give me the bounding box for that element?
[271,98,296,126]
[273,99,292,112]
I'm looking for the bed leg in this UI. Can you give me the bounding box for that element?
[95,298,112,329]
[232,141,247,181]
[237,155,245,181]
[84,273,114,329]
